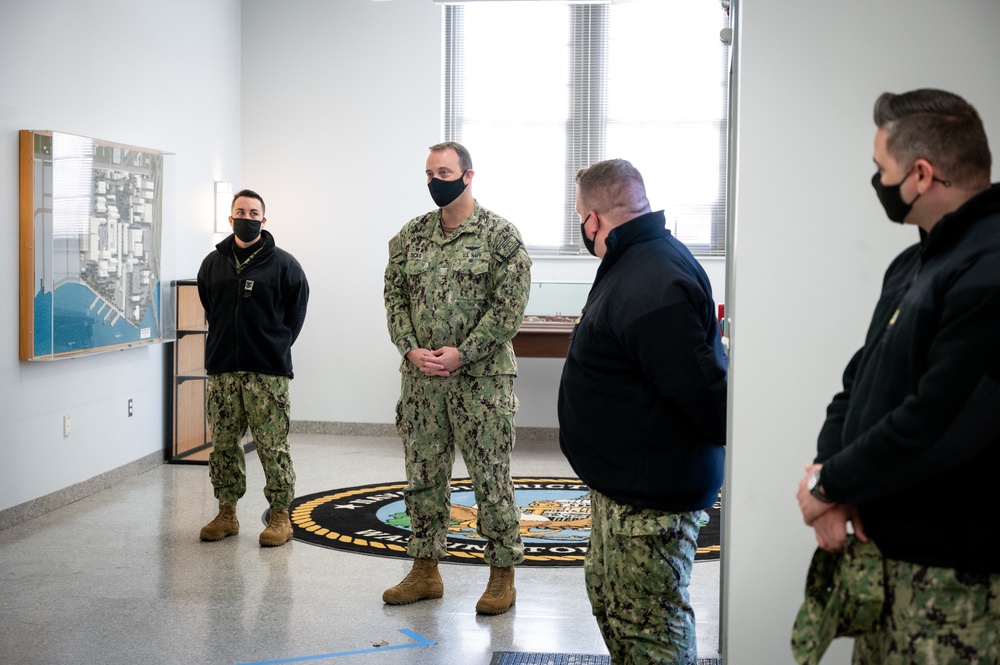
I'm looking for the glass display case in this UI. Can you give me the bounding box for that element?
[514,281,591,358]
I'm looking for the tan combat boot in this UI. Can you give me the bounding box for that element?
[199,504,239,541]
[476,565,516,615]
[259,508,293,547]
[382,558,444,605]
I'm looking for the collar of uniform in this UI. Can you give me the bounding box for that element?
[594,210,669,284]
[921,182,1000,260]
[217,228,276,257]
[420,201,483,243]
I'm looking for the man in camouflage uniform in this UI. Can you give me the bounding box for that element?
[197,189,309,548]
[558,159,728,663]
[382,141,531,615]
[797,89,1000,663]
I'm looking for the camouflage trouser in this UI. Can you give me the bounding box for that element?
[207,372,294,510]
[395,372,524,568]
[852,558,1000,665]
[585,489,704,665]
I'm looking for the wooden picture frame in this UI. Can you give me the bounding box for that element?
[19,130,165,360]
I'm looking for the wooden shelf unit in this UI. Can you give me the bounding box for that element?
[168,279,251,464]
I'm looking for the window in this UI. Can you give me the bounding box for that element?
[443,1,730,257]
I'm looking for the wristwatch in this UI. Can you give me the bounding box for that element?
[807,469,834,503]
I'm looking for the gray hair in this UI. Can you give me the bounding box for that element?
[576,158,650,215]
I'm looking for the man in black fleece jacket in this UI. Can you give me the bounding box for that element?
[797,89,1000,662]
[196,189,309,548]
[558,159,727,664]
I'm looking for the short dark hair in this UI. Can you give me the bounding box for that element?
[429,141,473,172]
[576,158,649,215]
[874,89,991,188]
[232,188,265,216]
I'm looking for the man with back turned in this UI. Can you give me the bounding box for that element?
[559,158,728,663]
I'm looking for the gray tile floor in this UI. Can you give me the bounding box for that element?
[0,433,720,665]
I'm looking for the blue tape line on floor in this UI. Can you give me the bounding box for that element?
[235,628,435,664]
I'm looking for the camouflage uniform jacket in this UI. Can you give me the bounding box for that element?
[384,201,531,377]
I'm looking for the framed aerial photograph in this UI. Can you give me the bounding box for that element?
[19,130,165,360]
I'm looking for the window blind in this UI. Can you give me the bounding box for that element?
[443,1,729,257]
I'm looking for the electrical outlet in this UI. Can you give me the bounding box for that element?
[128,399,133,417]
[63,415,71,437]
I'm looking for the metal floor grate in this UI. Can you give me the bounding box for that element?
[489,655,609,665]
[490,653,721,665]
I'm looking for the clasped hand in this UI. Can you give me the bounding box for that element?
[406,346,463,377]
[796,463,868,552]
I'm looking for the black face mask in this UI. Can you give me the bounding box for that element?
[871,169,917,224]
[232,217,263,242]
[428,171,468,208]
[580,214,598,257]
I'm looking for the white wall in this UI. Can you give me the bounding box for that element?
[0,0,242,511]
[724,0,1000,662]
[240,0,441,426]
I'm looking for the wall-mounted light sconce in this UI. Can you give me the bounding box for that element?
[214,181,232,233]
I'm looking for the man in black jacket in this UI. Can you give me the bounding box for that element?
[797,89,1000,662]
[558,159,727,664]
[197,189,309,547]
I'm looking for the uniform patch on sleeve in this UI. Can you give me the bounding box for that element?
[388,234,403,260]
[495,231,522,261]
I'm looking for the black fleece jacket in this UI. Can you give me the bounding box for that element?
[558,211,728,512]
[818,184,1000,574]
[197,230,309,378]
